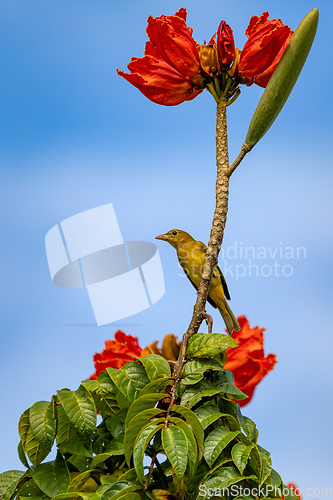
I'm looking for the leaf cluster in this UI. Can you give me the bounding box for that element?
[1,333,293,500]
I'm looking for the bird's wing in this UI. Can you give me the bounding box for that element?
[198,240,231,301]
[214,265,231,301]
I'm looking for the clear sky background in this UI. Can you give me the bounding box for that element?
[0,0,332,493]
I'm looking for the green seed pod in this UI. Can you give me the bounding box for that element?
[245,8,319,149]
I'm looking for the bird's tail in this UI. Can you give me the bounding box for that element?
[217,299,240,335]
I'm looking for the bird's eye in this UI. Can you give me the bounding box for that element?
[172,231,178,236]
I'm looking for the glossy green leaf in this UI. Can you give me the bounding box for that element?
[181,359,224,386]
[17,440,29,469]
[180,380,222,408]
[258,445,272,484]
[24,427,52,467]
[125,393,166,428]
[133,422,165,483]
[57,385,97,438]
[161,425,188,479]
[194,404,224,430]
[58,439,93,458]
[187,333,238,358]
[202,466,255,491]
[107,363,150,406]
[18,409,30,449]
[171,405,204,461]
[52,493,99,500]
[67,470,99,492]
[138,377,172,397]
[245,8,319,148]
[169,417,197,478]
[124,408,165,465]
[137,354,171,381]
[82,373,118,418]
[0,470,25,500]
[237,410,258,443]
[104,434,125,455]
[204,427,240,467]
[231,441,254,474]
[31,452,70,497]
[151,490,178,500]
[29,401,56,446]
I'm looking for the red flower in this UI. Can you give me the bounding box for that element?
[216,21,235,67]
[224,315,277,407]
[117,8,205,106]
[237,12,293,87]
[89,330,142,379]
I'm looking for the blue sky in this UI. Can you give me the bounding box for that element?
[0,0,332,493]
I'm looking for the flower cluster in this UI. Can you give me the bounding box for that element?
[89,315,276,408]
[117,8,293,105]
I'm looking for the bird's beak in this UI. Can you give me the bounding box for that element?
[155,233,168,241]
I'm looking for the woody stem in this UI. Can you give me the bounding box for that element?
[170,101,230,392]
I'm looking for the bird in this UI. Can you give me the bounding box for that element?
[155,229,240,335]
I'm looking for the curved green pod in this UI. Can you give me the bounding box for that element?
[245,8,319,149]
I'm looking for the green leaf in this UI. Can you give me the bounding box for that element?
[204,427,240,467]
[181,359,224,386]
[104,433,125,455]
[55,403,92,457]
[133,422,165,483]
[237,410,258,443]
[17,441,29,469]
[137,355,171,381]
[24,427,52,467]
[171,406,204,461]
[0,470,25,500]
[202,466,254,493]
[67,470,99,492]
[82,373,118,418]
[194,404,224,430]
[107,363,150,407]
[231,441,254,474]
[180,380,222,408]
[29,401,56,446]
[169,417,197,479]
[245,8,319,148]
[161,425,188,479]
[18,409,30,449]
[31,452,71,497]
[187,333,238,358]
[124,408,165,465]
[57,385,97,438]
[258,445,272,484]
[138,378,172,397]
[125,393,166,428]
[53,493,99,500]
[58,440,93,458]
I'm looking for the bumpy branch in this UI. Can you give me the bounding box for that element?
[172,101,230,381]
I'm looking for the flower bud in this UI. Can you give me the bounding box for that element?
[217,21,235,67]
[198,44,220,76]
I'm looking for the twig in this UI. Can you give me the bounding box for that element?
[168,101,231,404]
[228,142,252,175]
[203,312,213,333]
[142,449,158,498]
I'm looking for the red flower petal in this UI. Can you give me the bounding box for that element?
[89,330,142,380]
[224,315,277,406]
[117,8,204,106]
[238,12,293,87]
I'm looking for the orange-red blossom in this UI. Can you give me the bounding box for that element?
[89,315,276,408]
[117,9,293,105]
[224,315,277,407]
